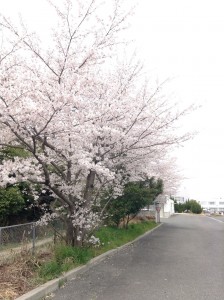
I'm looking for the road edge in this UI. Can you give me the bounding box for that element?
[16,223,163,300]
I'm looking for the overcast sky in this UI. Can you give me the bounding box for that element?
[1,0,224,202]
[133,0,224,201]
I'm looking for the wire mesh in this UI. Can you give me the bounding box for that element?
[0,220,64,251]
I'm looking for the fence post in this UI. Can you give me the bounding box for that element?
[0,227,2,246]
[32,223,36,255]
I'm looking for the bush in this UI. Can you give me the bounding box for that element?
[174,202,185,213]
[103,178,163,228]
[0,187,25,226]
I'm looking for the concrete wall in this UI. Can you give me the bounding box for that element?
[160,198,175,218]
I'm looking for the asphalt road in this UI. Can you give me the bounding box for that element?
[207,215,224,223]
[52,214,224,300]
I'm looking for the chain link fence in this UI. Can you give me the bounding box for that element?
[0,220,64,253]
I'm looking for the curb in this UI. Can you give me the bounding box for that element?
[16,223,163,300]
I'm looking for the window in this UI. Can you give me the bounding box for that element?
[219,202,224,205]
[208,202,215,205]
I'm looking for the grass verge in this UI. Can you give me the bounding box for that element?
[0,220,157,299]
[38,220,157,280]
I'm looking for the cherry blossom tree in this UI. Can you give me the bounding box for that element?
[0,0,189,245]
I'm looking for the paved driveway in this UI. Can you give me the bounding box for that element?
[52,214,224,300]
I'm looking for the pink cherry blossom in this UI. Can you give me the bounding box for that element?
[0,0,190,246]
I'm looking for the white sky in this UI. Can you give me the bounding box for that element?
[1,0,224,202]
[134,0,224,201]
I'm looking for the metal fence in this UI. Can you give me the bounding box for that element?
[0,220,64,253]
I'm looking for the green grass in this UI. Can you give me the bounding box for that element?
[38,220,157,280]
[94,221,157,252]
[38,246,95,280]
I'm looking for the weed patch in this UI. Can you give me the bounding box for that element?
[0,220,157,299]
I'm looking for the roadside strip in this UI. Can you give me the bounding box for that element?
[16,223,163,300]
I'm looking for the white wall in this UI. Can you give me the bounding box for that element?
[160,198,175,218]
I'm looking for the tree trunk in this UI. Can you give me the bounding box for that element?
[65,218,85,246]
[64,171,96,247]
[84,170,96,205]
[81,170,96,242]
[65,218,75,246]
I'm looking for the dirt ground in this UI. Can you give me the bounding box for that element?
[0,247,52,300]
[0,263,32,299]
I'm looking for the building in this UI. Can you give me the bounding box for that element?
[199,198,224,213]
[140,195,175,219]
[155,195,175,218]
[159,197,175,218]
[172,196,186,204]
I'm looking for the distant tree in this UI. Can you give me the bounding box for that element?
[174,199,202,214]
[186,200,202,214]
[143,177,163,208]
[174,201,185,213]
[104,178,163,228]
